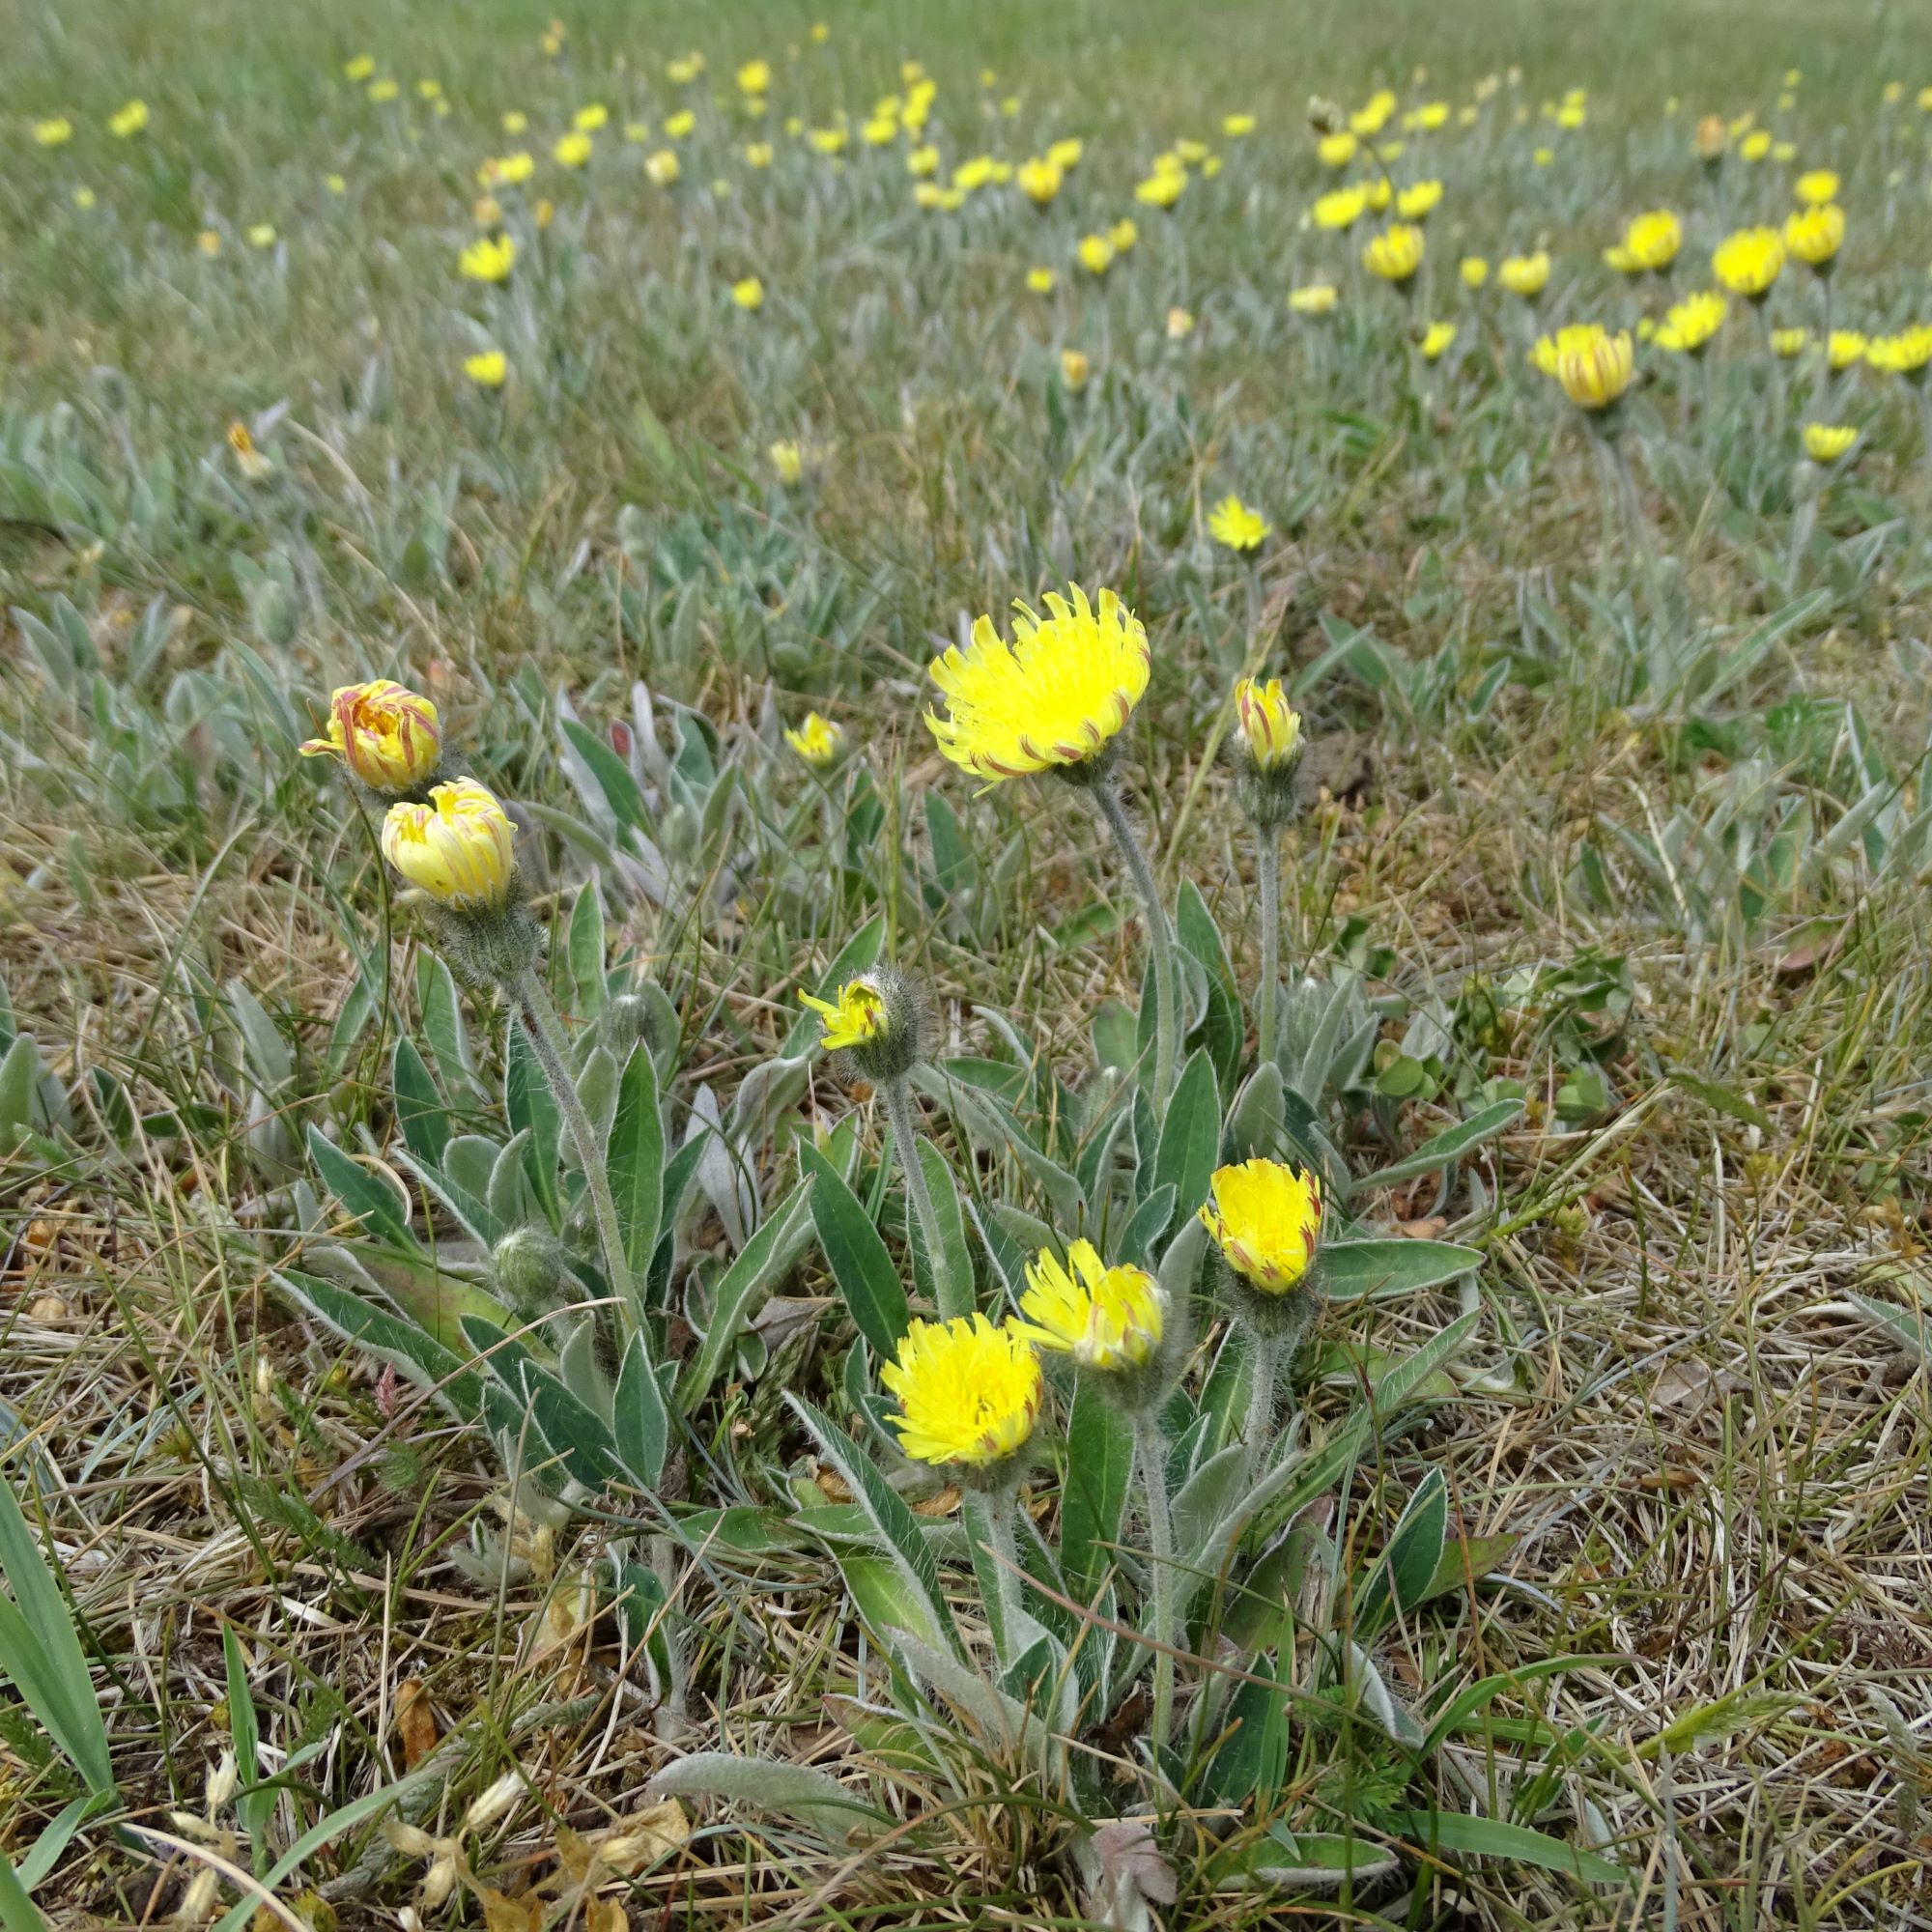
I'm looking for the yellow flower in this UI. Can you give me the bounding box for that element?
[1867,326,1932,376]
[1712,225,1784,298]
[416,79,442,101]
[1060,348,1091,391]
[573,103,608,133]
[861,115,897,147]
[625,123,650,144]
[666,55,701,85]
[1605,209,1682,274]
[799,975,885,1049]
[533,198,554,229]
[502,110,528,134]
[1828,329,1866,371]
[326,172,347,194]
[1077,232,1115,276]
[1396,179,1443,220]
[881,1315,1042,1469]
[1289,281,1338,315]
[810,19,830,40]
[1498,251,1549,298]
[1234,677,1302,769]
[1166,306,1195,341]
[1046,136,1082,172]
[343,55,375,82]
[1224,112,1256,137]
[1783,203,1843,270]
[465,350,508,388]
[1311,185,1367,230]
[1350,89,1395,136]
[1532,146,1554,167]
[459,234,515,282]
[473,195,502,226]
[1529,323,1605,375]
[1018,157,1064,205]
[1110,217,1138,252]
[737,59,771,96]
[494,151,535,185]
[553,131,593,168]
[1420,319,1458,360]
[1795,168,1839,206]
[1134,165,1186,209]
[226,422,271,481]
[666,109,696,139]
[1459,255,1490,288]
[1363,223,1425,284]
[783,709,842,764]
[810,126,847,156]
[731,276,765,311]
[1316,130,1358,168]
[1771,327,1809,357]
[644,150,680,185]
[1739,129,1772,161]
[769,440,805,485]
[1017,1241,1165,1373]
[1208,495,1270,552]
[905,144,938,177]
[369,79,400,103]
[196,229,221,256]
[745,141,773,167]
[1554,327,1634,410]
[1027,266,1056,294]
[33,117,72,147]
[109,99,149,139]
[382,779,516,909]
[1653,290,1726,355]
[1199,1158,1323,1295]
[301,679,441,790]
[246,223,276,249]
[71,185,96,210]
[925,585,1149,785]
[1803,423,1857,464]
[1364,176,1393,211]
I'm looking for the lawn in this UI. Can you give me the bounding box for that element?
[2,2,1930,1928]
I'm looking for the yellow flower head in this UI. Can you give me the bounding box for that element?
[1739,128,1772,161]
[1027,265,1056,294]
[1397,179,1443,221]
[301,679,441,790]
[1019,157,1065,205]
[1167,306,1195,341]
[369,79,400,103]
[381,779,516,909]
[1017,1240,1165,1374]
[1199,1158,1323,1295]
[1317,130,1359,168]
[881,1315,1042,1469]
[799,975,885,1050]
[1363,222,1425,284]
[1364,176,1393,211]
[1224,112,1256,137]
[225,421,272,482]
[1554,327,1634,409]
[553,130,593,168]
[493,151,535,185]
[1867,326,1932,377]
[1529,322,1603,375]
[1419,319,1458,360]
[645,149,680,185]
[1077,232,1115,275]
[1498,250,1550,298]
[1135,164,1186,209]
[1110,217,1138,252]
[34,117,72,147]
[343,55,375,82]
[769,440,805,485]
[197,229,222,257]
[473,194,503,226]
[1459,255,1490,288]
[1234,677,1302,770]
[1795,168,1839,207]
[737,59,771,96]
[1290,282,1339,315]
[1208,494,1270,553]
[246,222,276,249]
[464,349,508,387]
[905,144,938,177]
[502,110,529,134]
[783,709,843,764]
[925,585,1150,785]
[1311,185,1367,230]
[459,234,516,283]
[1783,203,1843,269]
[1827,329,1866,371]
[1771,327,1810,358]
[1048,136,1083,171]
[1712,226,1784,298]
[730,275,765,311]
[810,125,847,156]
[1060,347,1091,391]
[573,103,609,132]
[1653,290,1726,355]
[109,99,149,139]
[1606,209,1682,274]
[1803,423,1857,464]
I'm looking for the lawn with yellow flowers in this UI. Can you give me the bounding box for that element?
[5,1,1932,1927]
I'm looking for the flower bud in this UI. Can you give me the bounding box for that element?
[799,965,926,1086]
[300,680,441,793]
[1307,95,1346,136]
[381,778,516,911]
[1231,678,1307,827]
[493,1227,567,1314]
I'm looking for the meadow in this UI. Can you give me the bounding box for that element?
[2,0,1931,1925]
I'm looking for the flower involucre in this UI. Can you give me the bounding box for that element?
[925,585,1150,784]
[1199,1157,1324,1294]
[1016,1239,1165,1373]
[381,778,516,910]
[881,1315,1043,1467]
[301,679,441,791]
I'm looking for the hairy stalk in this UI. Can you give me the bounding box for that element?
[968,1488,1025,1668]
[1245,1330,1280,1463]
[514,969,639,1331]
[1134,1410,1178,1761]
[1256,831,1282,1068]
[1094,779,1179,1105]
[884,1077,957,1317]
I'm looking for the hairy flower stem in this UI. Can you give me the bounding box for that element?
[1245,1330,1280,1462]
[1256,832,1283,1069]
[968,1488,1025,1669]
[513,969,639,1332]
[1094,779,1179,1105]
[884,1077,957,1318]
[1133,1411,1179,1761]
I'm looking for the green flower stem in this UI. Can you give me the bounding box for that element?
[513,968,639,1332]
[1256,831,1282,1069]
[1245,1329,1280,1463]
[1094,779,1178,1105]
[967,1487,1025,1669]
[1133,1410,1178,1761]
[884,1076,957,1319]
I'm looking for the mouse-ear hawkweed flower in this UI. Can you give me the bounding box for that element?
[1208,495,1269,553]
[1794,168,1839,207]
[881,1315,1042,1469]
[1712,226,1784,299]
[459,234,517,283]
[1497,251,1550,299]
[1551,327,1634,412]
[1016,1240,1166,1378]
[1653,290,1726,355]
[1419,319,1458,360]
[301,680,442,794]
[1605,209,1681,275]
[381,778,517,912]
[783,710,843,768]
[1362,221,1425,285]
[1783,204,1843,273]
[1802,422,1857,464]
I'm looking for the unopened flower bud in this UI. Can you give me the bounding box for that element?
[1308,95,1346,136]
[1231,678,1307,828]
[493,1227,567,1314]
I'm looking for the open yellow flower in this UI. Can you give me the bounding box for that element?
[302,679,442,789]
[1529,323,1606,375]
[109,99,149,138]
[464,350,508,387]
[1605,209,1681,274]
[1419,319,1457,360]
[1795,168,1839,206]
[459,234,516,283]
[1317,130,1358,168]
[1771,327,1810,358]
[34,117,72,147]
[1199,1158,1323,1295]
[770,440,805,484]
[882,1315,1042,1469]
[925,586,1149,785]
[1026,266,1056,294]
[730,275,765,311]
[553,130,593,168]
[1208,495,1269,552]
[1460,255,1490,288]
[1783,203,1843,270]
[784,710,843,766]
[1135,164,1187,209]
[1712,226,1784,298]
[1867,326,1932,377]
[1554,327,1634,410]
[1312,185,1367,231]
[737,59,771,96]
[1018,157,1064,205]
[1234,678,1302,770]
[644,148,680,185]
[1060,348,1091,390]
[1828,329,1867,371]
[1076,232,1115,275]
[1290,282,1339,315]
[1363,222,1425,284]
[1498,251,1550,298]
[799,976,885,1050]
[1016,1240,1164,1373]
[1653,290,1726,355]
[1803,423,1857,464]
[382,779,515,909]
[1397,179,1443,221]
[1110,217,1139,253]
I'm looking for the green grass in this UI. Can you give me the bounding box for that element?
[2,2,1932,1927]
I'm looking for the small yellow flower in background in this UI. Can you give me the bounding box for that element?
[1919,84,1932,109]
[1224,112,1256,137]
[1605,209,1682,274]
[810,125,847,156]
[1530,323,1606,375]
[1881,81,1903,104]
[1802,423,1858,464]
[473,195,502,226]
[1027,266,1056,294]
[368,79,400,103]
[415,79,442,101]
[502,110,529,134]
[1208,494,1270,552]
[534,199,554,228]
[1827,329,1867,371]
[1693,112,1727,159]
[226,422,272,482]
[382,779,516,909]
[465,350,508,388]
[860,115,897,147]
[1199,1158,1323,1295]
[1419,319,1458,360]
[1460,255,1490,289]
[906,144,938,177]
[1077,233,1115,276]
[1532,145,1554,167]
[769,440,805,486]
[799,976,885,1050]
[1771,327,1810,357]
[459,234,516,282]
[1868,326,1932,376]
[730,276,764,311]
[196,228,221,256]
[494,151,535,185]
[645,149,680,185]
[666,54,702,85]
[1110,217,1139,253]
[246,223,276,249]
[1713,225,1785,298]
[1396,179,1443,220]
[573,103,608,133]
[1363,222,1425,285]
[666,109,696,140]
[745,141,773,167]
[737,59,771,97]
[1166,306,1195,341]
[1234,678,1302,769]
[625,123,650,144]
[1048,136,1083,171]
[1364,177,1393,212]
[1553,327,1634,410]
[1795,168,1839,206]
[1498,250,1550,298]
[1311,185,1368,231]
[301,679,440,789]
[1351,89,1396,136]
[926,585,1149,785]
[109,99,149,138]
[1783,203,1843,270]
[71,185,96,210]
[344,55,375,82]
[1060,348,1091,390]
[1653,290,1726,355]
[553,130,593,167]
[1017,1240,1165,1373]
[1018,156,1064,205]
[1134,164,1186,209]
[1739,128,1772,161]
[34,117,72,147]
[1289,281,1339,315]
[882,1315,1042,1470]
[326,172,347,194]
[783,709,842,763]
[1317,129,1358,168]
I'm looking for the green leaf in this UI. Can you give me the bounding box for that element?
[1393,1809,1624,1887]
[1354,1466,1448,1641]
[504,1020,561,1223]
[273,1269,480,1417]
[803,1146,909,1360]
[0,1846,49,1932]
[1205,1652,1289,1805]
[1359,1098,1522,1192]
[916,1138,975,1320]
[1060,1378,1132,1608]
[608,1043,665,1283]
[305,1126,415,1249]
[1151,1049,1221,1235]
[1321,1237,1481,1300]
[676,1182,814,1411]
[613,1332,669,1489]
[567,882,609,1019]
[1846,1292,1929,1360]
[391,1037,448,1167]
[561,720,648,830]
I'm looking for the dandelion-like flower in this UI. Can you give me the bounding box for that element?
[730,275,765,311]
[1712,226,1784,298]
[1016,1240,1165,1375]
[1027,266,1056,294]
[1397,179,1443,221]
[459,235,516,283]
[465,351,508,388]
[1553,327,1634,411]
[1312,185,1368,230]
[1771,327,1810,358]
[1076,232,1115,275]
[1060,348,1091,390]
[1208,495,1270,552]
[1868,326,1932,378]
[1419,319,1458,360]
[1290,282,1339,314]
[1234,678,1303,773]
[1460,255,1490,288]
[1200,1158,1324,1296]
[882,1316,1043,1469]
[1605,209,1681,274]
[301,680,441,792]
[1783,203,1844,271]
[109,99,149,138]
[1828,329,1867,371]
[1653,290,1726,355]
[1803,423,1858,464]
[553,130,592,168]
[1498,251,1550,298]
[925,586,1150,785]
[1363,222,1425,284]
[783,710,843,766]
[381,779,516,910]
[1795,168,1839,206]
[799,976,887,1051]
